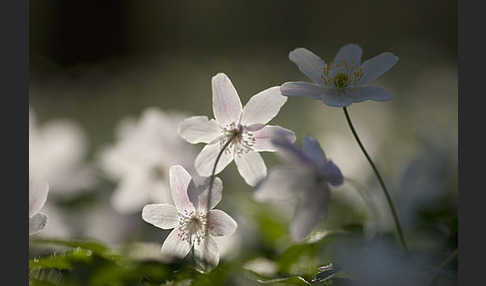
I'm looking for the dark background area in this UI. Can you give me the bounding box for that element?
[30,0,456,68]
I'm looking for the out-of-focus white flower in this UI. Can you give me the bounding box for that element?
[29,173,49,235]
[142,165,237,268]
[178,73,295,186]
[29,109,96,196]
[213,229,242,259]
[281,44,398,107]
[244,257,278,276]
[254,135,343,241]
[99,108,197,214]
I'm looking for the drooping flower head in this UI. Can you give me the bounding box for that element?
[29,173,49,235]
[281,44,398,107]
[99,108,197,214]
[142,165,237,269]
[254,134,343,241]
[179,73,296,186]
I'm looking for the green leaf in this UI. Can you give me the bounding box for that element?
[311,263,340,283]
[256,276,311,285]
[30,248,94,271]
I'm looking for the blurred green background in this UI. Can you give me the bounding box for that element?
[29,1,457,285]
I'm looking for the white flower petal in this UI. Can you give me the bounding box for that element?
[289,48,326,85]
[194,236,220,270]
[253,125,296,152]
[240,87,287,126]
[142,204,179,229]
[280,81,328,98]
[318,89,355,107]
[169,165,195,212]
[178,116,221,144]
[334,44,362,65]
[359,52,399,84]
[235,152,267,186]
[29,176,49,217]
[194,143,234,177]
[208,209,237,237]
[29,213,48,235]
[254,167,299,202]
[189,177,223,212]
[291,186,330,241]
[348,86,393,103]
[212,73,243,126]
[302,136,327,168]
[160,229,192,260]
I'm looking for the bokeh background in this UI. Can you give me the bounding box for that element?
[29,0,457,284]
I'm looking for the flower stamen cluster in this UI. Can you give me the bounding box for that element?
[322,60,363,89]
[220,123,256,156]
[177,209,208,245]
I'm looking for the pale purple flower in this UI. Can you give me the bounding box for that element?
[99,108,197,214]
[178,73,296,186]
[281,44,398,107]
[29,173,49,235]
[254,135,343,241]
[142,165,237,267]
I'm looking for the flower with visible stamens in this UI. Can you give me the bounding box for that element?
[281,44,398,107]
[142,165,237,269]
[178,73,296,186]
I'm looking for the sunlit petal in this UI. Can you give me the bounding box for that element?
[240,87,287,126]
[142,204,179,229]
[234,152,267,186]
[212,73,243,126]
[208,209,238,237]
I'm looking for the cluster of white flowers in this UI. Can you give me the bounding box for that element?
[99,107,197,214]
[29,43,399,271]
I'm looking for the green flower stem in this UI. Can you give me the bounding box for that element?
[343,107,408,250]
[428,249,458,286]
[201,136,235,270]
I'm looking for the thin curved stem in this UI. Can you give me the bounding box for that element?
[201,136,234,270]
[343,107,408,250]
[428,249,458,286]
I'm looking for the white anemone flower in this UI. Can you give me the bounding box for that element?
[281,44,398,107]
[99,108,197,214]
[178,73,296,186]
[29,109,96,196]
[142,165,237,267]
[29,173,49,235]
[254,135,343,241]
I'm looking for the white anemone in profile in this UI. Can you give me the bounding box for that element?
[99,108,197,214]
[29,109,96,196]
[281,44,398,107]
[142,165,237,268]
[254,135,343,241]
[178,73,296,186]
[29,173,49,235]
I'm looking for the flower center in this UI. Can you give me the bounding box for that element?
[177,209,207,245]
[220,122,256,156]
[322,61,363,90]
[333,73,350,89]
